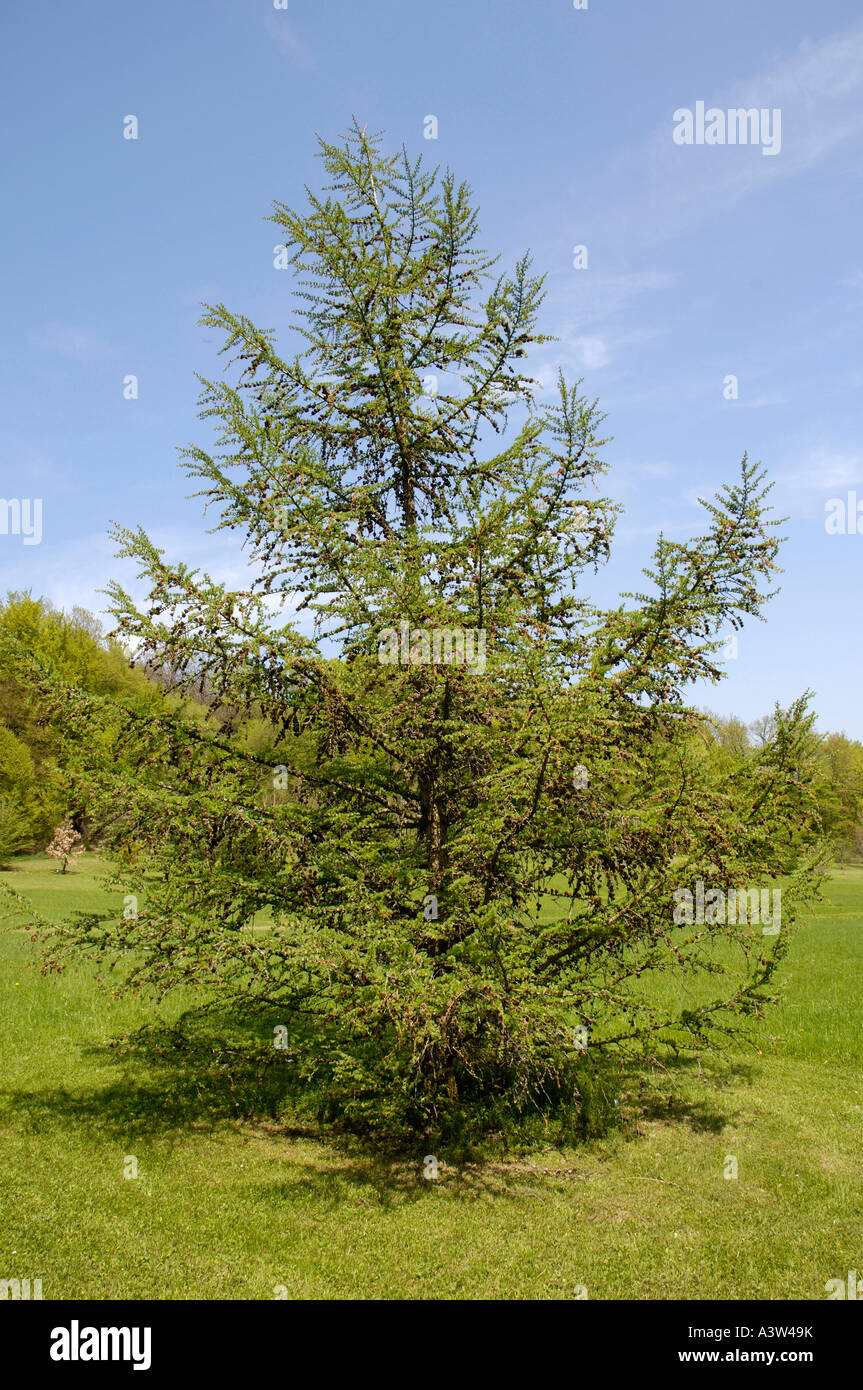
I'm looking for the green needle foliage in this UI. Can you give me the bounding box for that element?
[5,124,829,1144]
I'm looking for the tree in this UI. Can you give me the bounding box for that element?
[0,796,27,870]
[0,593,165,844]
[10,124,828,1142]
[812,732,863,861]
[45,819,84,874]
[749,714,777,747]
[702,710,752,763]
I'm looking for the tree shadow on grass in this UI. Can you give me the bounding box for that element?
[2,1050,603,1210]
[243,1160,597,1211]
[1,1015,312,1148]
[631,1055,761,1135]
[0,1015,746,1187]
[235,1120,615,1209]
[636,1090,739,1135]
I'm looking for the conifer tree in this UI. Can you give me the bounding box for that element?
[5,123,828,1140]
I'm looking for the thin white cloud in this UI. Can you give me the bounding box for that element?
[529,269,673,385]
[1,523,308,633]
[636,461,675,478]
[30,323,119,364]
[1,530,118,618]
[567,335,610,370]
[786,448,863,492]
[263,12,314,69]
[604,20,863,245]
[547,268,675,317]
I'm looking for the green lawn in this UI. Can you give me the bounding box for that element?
[1,853,861,1299]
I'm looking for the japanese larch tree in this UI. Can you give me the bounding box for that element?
[6,123,828,1142]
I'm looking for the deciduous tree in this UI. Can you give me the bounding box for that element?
[6,124,828,1141]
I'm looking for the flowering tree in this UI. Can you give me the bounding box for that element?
[46,819,84,874]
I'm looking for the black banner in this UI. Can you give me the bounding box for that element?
[3,1299,857,1376]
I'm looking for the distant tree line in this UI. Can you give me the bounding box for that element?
[0,592,307,861]
[0,593,161,854]
[2,593,862,865]
[701,710,863,861]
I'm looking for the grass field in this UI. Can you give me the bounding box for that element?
[1,853,861,1300]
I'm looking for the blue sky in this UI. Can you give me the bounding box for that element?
[2,0,862,733]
